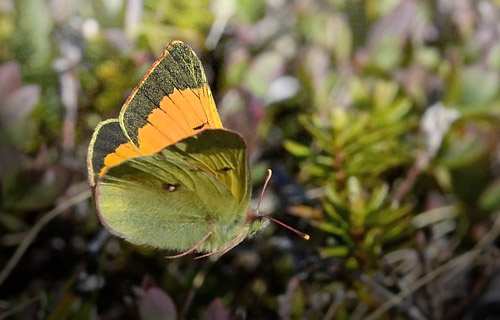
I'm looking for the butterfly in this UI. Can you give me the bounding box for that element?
[87,41,307,258]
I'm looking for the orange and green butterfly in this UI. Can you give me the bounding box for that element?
[87,40,308,258]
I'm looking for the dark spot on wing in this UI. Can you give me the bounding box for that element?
[193,123,205,130]
[219,167,232,172]
[162,183,180,192]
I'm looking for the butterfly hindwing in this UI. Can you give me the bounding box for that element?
[96,129,251,252]
[162,129,251,207]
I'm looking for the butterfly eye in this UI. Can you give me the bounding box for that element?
[162,183,180,192]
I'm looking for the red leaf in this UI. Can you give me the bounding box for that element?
[133,286,177,320]
[200,298,231,320]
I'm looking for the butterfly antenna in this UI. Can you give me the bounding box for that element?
[165,231,213,259]
[256,169,273,215]
[255,169,310,240]
[261,215,310,240]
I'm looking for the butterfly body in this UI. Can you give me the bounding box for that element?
[88,41,267,255]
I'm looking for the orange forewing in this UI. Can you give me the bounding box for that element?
[88,41,222,186]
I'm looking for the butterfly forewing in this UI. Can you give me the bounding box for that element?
[87,41,223,185]
[87,119,142,186]
[119,41,223,154]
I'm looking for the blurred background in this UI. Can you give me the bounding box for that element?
[2,0,500,319]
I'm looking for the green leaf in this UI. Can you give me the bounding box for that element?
[283,140,314,157]
[312,221,348,237]
[479,178,500,211]
[319,245,350,257]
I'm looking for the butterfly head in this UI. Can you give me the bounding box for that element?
[247,212,270,236]
[246,169,310,240]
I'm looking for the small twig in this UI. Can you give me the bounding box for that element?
[360,273,427,320]
[178,261,212,318]
[0,188,91,287]
[442,251,500,320]
[278,276,300,320]
[392,104,460,207]
[205,0,235,49]
[322,291,344,320]
[392,152,428,207]
[365,212,500,320]
[0,294,43,320]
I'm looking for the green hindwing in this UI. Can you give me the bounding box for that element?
[95,129,252,253]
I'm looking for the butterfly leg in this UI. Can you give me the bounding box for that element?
[164,231,213,259]
[194,230,248,260]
